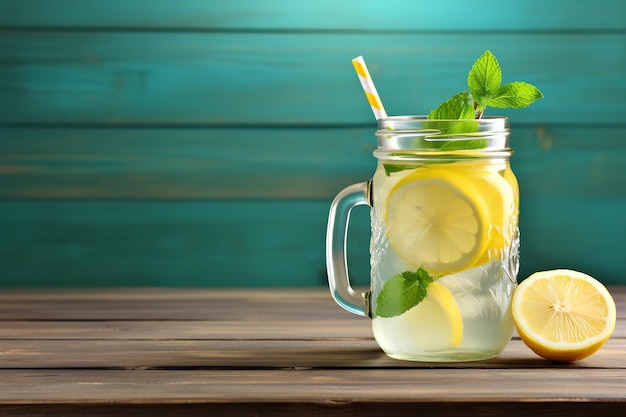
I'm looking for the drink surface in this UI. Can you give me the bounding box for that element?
[369,157,519,361]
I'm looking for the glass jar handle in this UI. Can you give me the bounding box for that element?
[326,181,372,317]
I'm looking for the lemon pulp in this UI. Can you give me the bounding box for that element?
[385,167,489,275]
[443,162,518,264]
[512,269,616,362]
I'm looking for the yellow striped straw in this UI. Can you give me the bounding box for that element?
[352,55,387,120]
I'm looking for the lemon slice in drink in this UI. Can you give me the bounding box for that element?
[503,166,519,209]
[443,162,518,262]
[385,168,489,275]
[373,281,463,352]
[512,269,616,362]
[474,170,517,264]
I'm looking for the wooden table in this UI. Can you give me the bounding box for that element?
[0,287,624,416]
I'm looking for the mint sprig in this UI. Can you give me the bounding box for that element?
[382,50,542,176]
[375,268,434,318]
[429,50,543,120]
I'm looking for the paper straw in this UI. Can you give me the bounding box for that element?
[352,55,388,120]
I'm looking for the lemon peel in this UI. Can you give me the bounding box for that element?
[512,269,616,362]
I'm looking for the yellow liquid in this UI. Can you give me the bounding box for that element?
[370,159,519,362]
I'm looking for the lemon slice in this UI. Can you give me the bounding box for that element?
[444,162,518,258]
[373,281,463,351]
[474,170,517,263]
[503,166,519,209]
[512,269,616,362]
[385,168,489,275]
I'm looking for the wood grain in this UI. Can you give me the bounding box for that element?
[0,201,367,288]
[0,126,375,200]
[1,197,625,287]
[0,338,624,370]
[1,33,624,125]
[1,126,624,200]
[0,286,623,319]
[1,123,624,287]
[1,0,625,412]
[2,0,625,30]
[0,288,624,416]
[0,402,623,417]
[1,0,625,289]
[1,368,625,401]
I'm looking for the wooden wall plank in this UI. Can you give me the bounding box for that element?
[1,33,624,125]
[1,126,624,200]
[1,1,624,287]
[0,201,370,288]
[0,126,374,200]
[1,0,624,30]
[0,198,624,287]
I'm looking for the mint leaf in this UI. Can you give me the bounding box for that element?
[375,268,434,318]
[383,163,409,176]
[467,50,502,109]
[425,91,479,143]
[427,91,475,120]
[487,81,544,109]
[425,119,479,136]
[425,93,482,150]
[439,136,487,151]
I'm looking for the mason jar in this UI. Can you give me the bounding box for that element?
[326,116,519,362]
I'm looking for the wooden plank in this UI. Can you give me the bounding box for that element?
[0,126,375,200]
[1,197,625,287]
[0,286,624,417]
[519,195,626,284]
[513,125,626,199]
[1,126,625,200]
[1,33,624,125]
[0,292,362,321]
[0,368,624,402]
[1,0,624,30]
[0,337,624,370]
[0,320,623,340]
[0,200,371,288]
[0,287,336,301]
[0,339,623,370]
[0,320,623,341]
[0,320,372,340]
[0,286,622,303]
[0,402,623,417]
[0,286,622,324]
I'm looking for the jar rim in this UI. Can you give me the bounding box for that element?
[375,115,511,152]
[377,115,509,129]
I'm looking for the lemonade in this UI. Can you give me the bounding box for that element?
[326,50,542,362]
[368,142,520,361]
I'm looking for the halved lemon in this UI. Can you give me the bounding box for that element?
[385,167,489,275]
[512,269,616,362]
[373,281,463,350]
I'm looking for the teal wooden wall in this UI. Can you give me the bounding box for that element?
[1,0,625,287]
